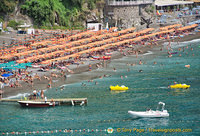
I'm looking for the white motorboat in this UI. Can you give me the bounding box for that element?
[128,102,169,118]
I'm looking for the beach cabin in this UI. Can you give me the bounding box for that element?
[17,23,32,34]
[27,28,35,34]
[87,22,102,31]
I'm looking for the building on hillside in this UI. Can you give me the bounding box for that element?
[104,0,155,29]
[188,0,200,6]
[155,0,194,11]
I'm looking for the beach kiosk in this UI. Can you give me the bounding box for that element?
[87,21,102,31]
[17,23,32,34]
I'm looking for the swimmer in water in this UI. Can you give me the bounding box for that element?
[139,60,142,65]
[60,86,64,91]
[139,70,143,72]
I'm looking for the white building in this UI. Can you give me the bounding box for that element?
[87,23,102,31]
[155,0,194,10]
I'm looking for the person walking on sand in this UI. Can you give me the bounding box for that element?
[89,64,92,71]
[44,75,50,80]
[34,73,41,81]
[48,78,52,88]
[37,90,41,99]
[135,51,138,58]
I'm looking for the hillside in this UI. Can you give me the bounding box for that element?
[0,0,105,29]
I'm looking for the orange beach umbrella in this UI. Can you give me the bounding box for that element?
[177,24,198,31]
[160,24,182,31]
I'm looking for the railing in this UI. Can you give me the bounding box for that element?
[107,0,154,6]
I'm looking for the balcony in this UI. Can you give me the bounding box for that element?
[107,0,154,6]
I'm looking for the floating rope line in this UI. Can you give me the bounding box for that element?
[1,123,198,136]
[1,129,108,135]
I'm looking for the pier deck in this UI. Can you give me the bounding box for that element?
[0,98,87,106]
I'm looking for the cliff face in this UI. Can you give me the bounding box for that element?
[1,0,105,29]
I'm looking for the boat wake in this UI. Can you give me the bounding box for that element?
[158,87,168,89]
[5,93,30,99]
[4,89,47,99]
[169,38,200,48]
[143,51,153,56]
[181,38,200,44]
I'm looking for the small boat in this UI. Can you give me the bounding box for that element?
[105,52,112,56]
[128,102,169,118]
[31,65,40,68]
[92,56,101,60]
[102,56,111,60]
[169,52,178,54]
[110,85,129,91]
[18,101,57,108]
[185,64,190,68]
[170,84,190,89]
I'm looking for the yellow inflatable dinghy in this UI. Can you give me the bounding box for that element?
[170,84,190,89]
[110,85,129,91]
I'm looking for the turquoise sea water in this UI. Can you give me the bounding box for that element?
[0,39,200,136]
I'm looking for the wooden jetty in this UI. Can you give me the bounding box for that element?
[0,98,87,106]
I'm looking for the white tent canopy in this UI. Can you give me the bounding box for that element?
[155,0,194,7]
[18,23,31,28]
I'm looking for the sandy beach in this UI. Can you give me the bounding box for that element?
[1,30,199,98]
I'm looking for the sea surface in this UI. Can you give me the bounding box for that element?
[0,39,200,136]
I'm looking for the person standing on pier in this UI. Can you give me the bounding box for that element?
[45,97,47,103]
[41,90,44,99]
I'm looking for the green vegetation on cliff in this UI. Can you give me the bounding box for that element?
[19,0,104,29]
[0,0,16,14]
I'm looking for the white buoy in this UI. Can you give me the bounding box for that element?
[80,101,85,106]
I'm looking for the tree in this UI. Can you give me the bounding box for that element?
[141,17,153,28]
[0,0,16,14]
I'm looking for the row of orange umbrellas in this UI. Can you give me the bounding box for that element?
[16,27,140,64]
[39,28,165,64]
[177,24,198,31]
[15,27,138,63]
[25,27,156,64]
[3,24,198,64]
[10,27,131,59]
[160,24,182,31]
[0,28,118,60]
[16,50,68,63]
[0,28,115,54]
